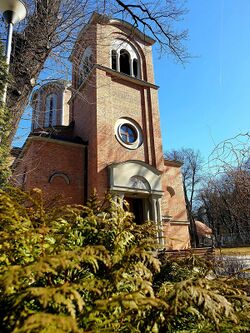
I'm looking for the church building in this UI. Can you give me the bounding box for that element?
[12,13,190,250]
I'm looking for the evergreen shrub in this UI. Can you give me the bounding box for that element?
[0,188,249,332]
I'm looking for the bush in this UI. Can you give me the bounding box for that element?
[0,188,249,332]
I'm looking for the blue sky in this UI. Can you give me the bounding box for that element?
[155,0,250,160]
[15,0,250,164]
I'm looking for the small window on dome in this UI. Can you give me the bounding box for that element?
[44,94,57,127]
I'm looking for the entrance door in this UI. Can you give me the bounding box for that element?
[125,197,145,225]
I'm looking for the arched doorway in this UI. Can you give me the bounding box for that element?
[109,160,165,245]
[125,197,145,224]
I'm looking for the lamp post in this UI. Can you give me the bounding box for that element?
[0,0,27,103]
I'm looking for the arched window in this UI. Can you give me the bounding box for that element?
[111,40,140,78]
[78,46,92,87]
[44,94,57,127]
[49,172,70,185]
[120,49,130,75]
[129,176,150,191]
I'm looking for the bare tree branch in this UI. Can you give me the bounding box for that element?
[0,0,189,144]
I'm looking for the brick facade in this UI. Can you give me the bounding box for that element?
[12,13,190,250]
[13,137,86,205]
[70,16,165,196]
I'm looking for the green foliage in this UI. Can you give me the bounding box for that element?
[0,42,13,187]
[0,188,249,332]
[0,104,12,186]
[0,43,11,95]
[154,255,250,332]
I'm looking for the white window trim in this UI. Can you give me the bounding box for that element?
[78,46,93,87]
[110,39,141,78]
[114,118,143,150]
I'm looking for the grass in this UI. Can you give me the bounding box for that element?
[215,247,250,256]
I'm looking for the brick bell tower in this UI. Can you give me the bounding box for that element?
[13,13,190,250]
[69,13,190,248]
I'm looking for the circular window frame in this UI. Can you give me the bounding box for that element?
[119,123,138,144]
[114,118,143,150]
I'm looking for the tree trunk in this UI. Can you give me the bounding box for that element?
[6,0,61,144]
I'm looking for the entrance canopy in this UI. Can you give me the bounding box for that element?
[109,160,163,196]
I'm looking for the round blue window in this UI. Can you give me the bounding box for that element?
[119,124,137,144]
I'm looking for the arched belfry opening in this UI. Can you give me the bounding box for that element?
[120,49,131,75]
[110,39,140,78]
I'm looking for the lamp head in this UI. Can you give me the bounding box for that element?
[0,0,27,24]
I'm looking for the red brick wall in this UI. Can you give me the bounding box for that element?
[164,223,190,250]
[94,70,164,196]
[13,16,190,250]
[71,73,97,196]
[161,162,187,220]
[161,161,190,250]
[12,138,85,205]
[70,20,165,197]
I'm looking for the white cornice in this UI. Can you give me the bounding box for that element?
[68,64,159,104]
[69,12,156,61]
